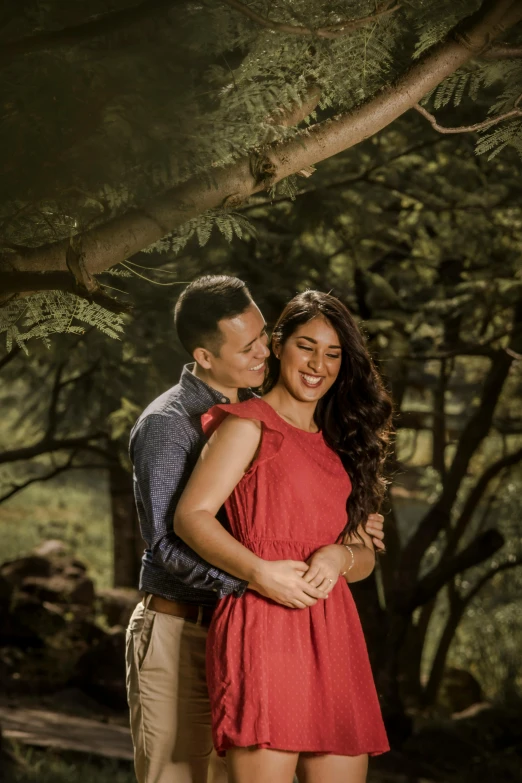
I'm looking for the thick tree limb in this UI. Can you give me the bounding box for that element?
[413,100,522,134]
[4,0,521,284]
[221,0,400,39]
[483,43,522,58]
[0,0,176,66]
[411,528,505,610]
[266,84,322,128]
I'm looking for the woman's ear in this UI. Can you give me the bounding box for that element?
[272,338,281,360]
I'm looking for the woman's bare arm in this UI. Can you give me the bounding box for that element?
[342,524,376,582]
[174,415,327,608]
[175,416,263,581]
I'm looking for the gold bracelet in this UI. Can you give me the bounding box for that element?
[341,544,355,576]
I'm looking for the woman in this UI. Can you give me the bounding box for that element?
[175,291,392,783]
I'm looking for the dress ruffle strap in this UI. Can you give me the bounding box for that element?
[201,399,285,468]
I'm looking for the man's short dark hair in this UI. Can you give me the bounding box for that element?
[174,275,253,356]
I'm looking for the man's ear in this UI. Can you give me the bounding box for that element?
[193,346,214,369]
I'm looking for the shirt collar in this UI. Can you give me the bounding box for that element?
[179,363,255,415]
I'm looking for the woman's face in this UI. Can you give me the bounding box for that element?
[275,316,343,403]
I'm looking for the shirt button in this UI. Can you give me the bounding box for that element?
[221,397,227,403]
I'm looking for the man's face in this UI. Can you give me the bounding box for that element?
[206,302,270,390]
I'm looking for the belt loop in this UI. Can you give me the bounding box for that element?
[144,593,154,610]
[197,605,204,626]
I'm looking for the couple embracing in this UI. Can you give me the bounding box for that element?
[126,276,392,783]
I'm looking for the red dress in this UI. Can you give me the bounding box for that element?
[201,398,389,757]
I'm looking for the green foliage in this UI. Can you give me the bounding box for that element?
[412,0,477,60]
[143,210,255,255]
[0,293,126,351]
[1,0,522,340]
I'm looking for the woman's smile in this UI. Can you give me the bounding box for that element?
[300,371,324,389]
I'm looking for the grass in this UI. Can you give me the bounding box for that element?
[0,470,113,589]
[4,744,134,783]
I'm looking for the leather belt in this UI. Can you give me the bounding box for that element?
[146,594,215,627]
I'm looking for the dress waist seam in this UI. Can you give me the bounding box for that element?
[239,537,340,545]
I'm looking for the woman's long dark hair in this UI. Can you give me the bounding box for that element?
[264,290,393,536]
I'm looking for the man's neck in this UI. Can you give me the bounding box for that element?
[191,364,239,403]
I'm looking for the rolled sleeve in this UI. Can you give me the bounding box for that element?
[131,413,247,598]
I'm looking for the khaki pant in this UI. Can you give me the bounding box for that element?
[125,596,227,783]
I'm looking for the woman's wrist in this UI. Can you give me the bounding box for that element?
[340,543,355,577]
[316,544,350,576]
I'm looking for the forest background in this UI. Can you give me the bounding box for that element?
[1,1,522,782]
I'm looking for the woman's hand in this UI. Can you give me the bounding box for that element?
[249,560,328,609]
[302,545,344,596]
[365,513,385,552]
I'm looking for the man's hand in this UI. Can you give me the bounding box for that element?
[366,512,385,552]
[248,560,328,609]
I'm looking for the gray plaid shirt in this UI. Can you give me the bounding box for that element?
[129,364,253,605]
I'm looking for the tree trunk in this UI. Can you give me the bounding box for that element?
[422,596,464,706]
[109,462,143,588]
[5,0,520,285]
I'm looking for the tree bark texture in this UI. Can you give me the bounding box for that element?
[109,461,143,588]
[5,0,521,287]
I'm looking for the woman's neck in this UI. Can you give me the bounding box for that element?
[263,385,319,433]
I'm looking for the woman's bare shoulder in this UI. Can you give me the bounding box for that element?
[212,413,262,440]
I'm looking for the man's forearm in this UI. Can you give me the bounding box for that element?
[152,531,248,595]
[174,510,265,584]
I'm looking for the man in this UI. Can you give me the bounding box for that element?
[126,276,385,783]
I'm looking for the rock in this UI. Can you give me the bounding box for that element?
[75,627,127,709]
[20,574,95,608]
[71,559,88,573]
[0,556,52,587]
[0,575,13,617]
[70,617,107,646]
[98,588,141,627]
[4,594,66,644]
[63,566,85,579]
[69,577,95,606]
[33,540,68,558]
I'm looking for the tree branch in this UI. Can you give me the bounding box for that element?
[0,433,107,465]
[0,345,21,372]
[411,528,505,609]
[399,298,522,582]
[220,0,400,39]
[422,554,522,704]
[413,100,522,134]
[5,0,519,283]
[0,0,176,67]
[0,455,103,504]
[483,44,522,58]
[445,446,522,555]
[45,360,67,441]
[463,556,522,604]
